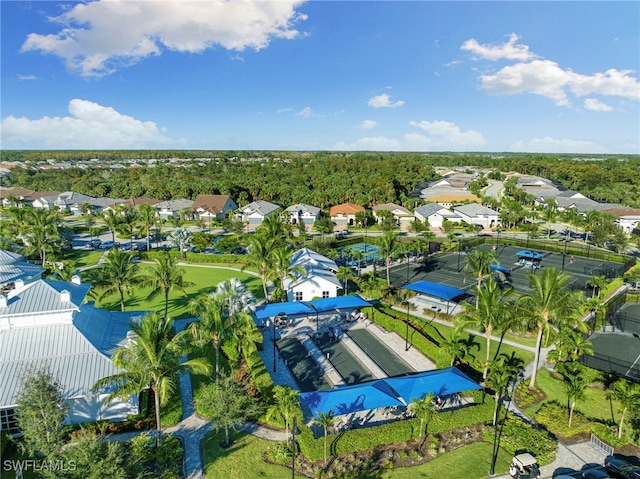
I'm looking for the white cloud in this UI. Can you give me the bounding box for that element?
[296,106,314,117]
[509,136,607,154]
[358,120,377,130]
[332,119,486,151]
[277,107,294,114]
[584,98,613,112]
[367,93,405,108]
[20,0,308,77]
[461,33,536,62]
[17,74,37,81]
[1,99,173,148]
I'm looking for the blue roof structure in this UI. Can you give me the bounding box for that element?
[308,295,371,313]
[301,380,404,418]
[516,250,543,260]
[254,302,315,320]
[491,264,510,273]
[384,367,481,403]
[403,281,466,301]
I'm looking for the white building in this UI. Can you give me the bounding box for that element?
[452,204,500,229]
[283,249,341,302]
[284,203,321,228]
[0,276,143,433]
[414,203,460,228]
[237,200,280,228]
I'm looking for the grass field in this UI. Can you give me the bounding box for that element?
[89,264,262,318]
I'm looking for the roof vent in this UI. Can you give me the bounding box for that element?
[0,295,7,308]
[60,290,71,303]
[14,279,25,290]
[71,275,81,285]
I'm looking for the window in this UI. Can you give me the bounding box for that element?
[322,291,330,298]
[295,291,303,301]
[0,408,18,433]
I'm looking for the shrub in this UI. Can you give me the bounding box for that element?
[244,350,274,400]
[496,414,558,465]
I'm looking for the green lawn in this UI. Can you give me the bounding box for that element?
[202,430,513,479]
[89,264,263,318]
[63,249,105,269]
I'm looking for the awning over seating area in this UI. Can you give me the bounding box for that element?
[308,295,371,313]
[254,302,315,321]
[402,281,466,301]
[516,250,543,261]
[491,264,510,273]
[253,295,371,321]
[301,367,481,417]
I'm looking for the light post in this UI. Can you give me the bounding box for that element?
[291,416,301,479]
[561,229,569,270]
[272,317,277,373]
[401,300,410,351]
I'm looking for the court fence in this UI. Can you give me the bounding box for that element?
[580,352,640,382]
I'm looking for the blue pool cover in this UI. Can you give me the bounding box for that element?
[403,280,466,301]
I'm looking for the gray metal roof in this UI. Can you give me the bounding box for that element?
[453,204,500,217]
[0,305,144,407]
[415,203,450,217]
[155,198,194,211]
[0,262,44,286]
[0,249,23,265]
[0,279,90,317]
[285,203,321,216]
[241,200,280,216]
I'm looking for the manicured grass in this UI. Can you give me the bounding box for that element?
[382,442,512,478]
[63,249,105,268]
[89,264,263,318]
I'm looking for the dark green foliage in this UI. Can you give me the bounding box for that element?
[496,414,558,465]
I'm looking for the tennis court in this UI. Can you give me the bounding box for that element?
[582,332,640,382]
[346,328,415,377]
[339,243,382,264]
[278,337,331,392]
[612,303,640,335]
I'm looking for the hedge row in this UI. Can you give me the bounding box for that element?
[245,350,274,400]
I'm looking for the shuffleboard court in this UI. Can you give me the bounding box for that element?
[277,337,331,392]
[346,328,415,377]
[316,332,374,385]
[582,332,640,382]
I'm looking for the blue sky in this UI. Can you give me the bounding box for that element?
[1,1,638,153]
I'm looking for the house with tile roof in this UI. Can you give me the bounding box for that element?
[283,249,342,302]
[191,194,238,222]
[237,200,280,228]
[329,203,365,228]
[284,203,322,228]
[0,276,144,432]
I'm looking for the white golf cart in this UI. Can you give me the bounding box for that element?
[509,453,540,479]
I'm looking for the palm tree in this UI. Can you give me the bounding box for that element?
[605,379,640,439]
[136,203,157,252]
[266,385,299,445]
[22,208,63,267]
[188,294,229,384]
[168,227,192,259]
[93,313,211,446]
[377,230,400,286]
[555,361,588,428]
[90,248,141,311]
[230,311,263,359]
[103,209,122,244]
[486,352,524,425]
[258,212,289,242]
[548,328,594,364]
[243,235,273,301]
[441,331,480,367]
[540,199,558,239]
[314,410,336,467]
[583,210,601,244]
[587,275,609,322]
[455,277,515,379]
[267,245,304,302]
[214,278,256,317]
[409,393,438,437]
[463,249,497,308]
[336,266,356,295]
[519,267,585,390]
[143,252,193,319]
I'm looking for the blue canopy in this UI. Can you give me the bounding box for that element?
[309,295,371,313]
[516,250,543,260]
[301,380,404,418]
[403,281,466,301]
[491,264,510,273]
[254,302,315,321]
[384,367,481,403]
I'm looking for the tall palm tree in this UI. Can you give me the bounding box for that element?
[23,208,63,268]
[540,199,558,239]
[441,331,480,367]
[377,230,400,286]
[136,203,157,252]
[267,245,304,302]
[605,379,640,439]
[230,311,263,359]
[90,248,141,311]
[103,208,122,244]
[266,385,299,445]
[486,353,524,426]
[168,227,192,259]
[587,275,609,321]
[555,361,588,428]
[188,294,229,384]
[93,313,210,446]
[519,267,585,390]
[455,277,515,379]
[214,278,256,317]
[548,328,594,363]
[242,235,273,301]
[409,393,438,437]
[463,249,498,308]
[258,212,289,242]
[143,252,193,319]
[314,410,336,467]
[336,266,356,296]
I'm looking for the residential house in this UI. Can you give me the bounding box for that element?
[452,204,500,229]
[0,276,143,432]
[330,203,365,228]
[372,203,414,228]
[0,187,37,208]
[192,194,238,222]
[237,200,280,228]
[283,248,341,302]
[602,207,640,234]
[414,203,461,228]
[284,203,321,228]
[155,199,195,220]
[110,197,162,210]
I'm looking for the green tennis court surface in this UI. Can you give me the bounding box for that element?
[347,328,415,377]
[315,332,374,385]
[277,337,331,392]
[613,304,640,335]
[582,332,640,382]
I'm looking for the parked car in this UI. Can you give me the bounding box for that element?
[89,239,102,249]
[605,456,640,479]
[583,466,615,479]
[99,240,119,249]
[133,242,148,252]
[510,453,540,479]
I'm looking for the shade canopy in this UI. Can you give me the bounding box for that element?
[301,380,404,418]
[491,264,510,273]
[384,367,481,404]
[308,295,371,313]
[516,250,543,260]
[403,281,466,301]
[254,295,371,321]
[254,302,315,321]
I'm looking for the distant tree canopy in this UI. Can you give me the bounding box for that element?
[2,151,639,208]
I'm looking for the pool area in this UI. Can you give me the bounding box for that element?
[339,243,382,264]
